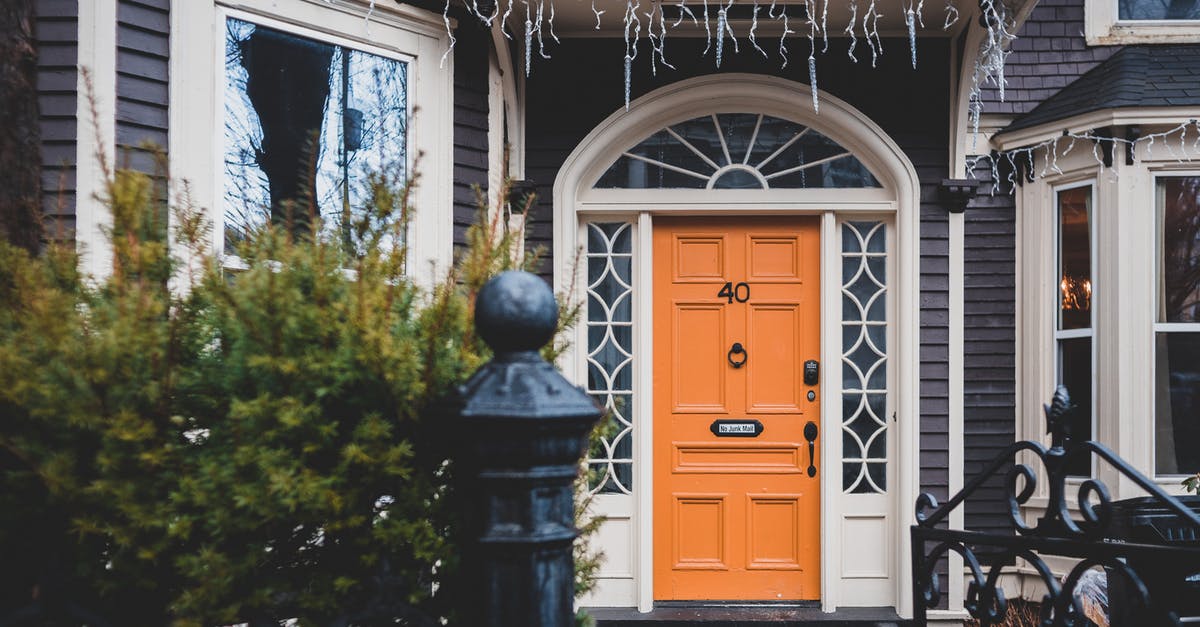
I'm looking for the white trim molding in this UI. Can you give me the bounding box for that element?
[551,74,922,617]
[169,0,454,284]
[75,0,118,279]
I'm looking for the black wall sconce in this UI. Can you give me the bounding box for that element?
[939,178,979,214]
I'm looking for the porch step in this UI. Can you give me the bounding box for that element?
[589,605,909,627]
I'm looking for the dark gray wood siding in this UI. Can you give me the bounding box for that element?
[981,0,1120,115]
[35,0,80,240]
[115,0,169,174]
[452,26,491,255]
[964,162,1017,538]
[522,35,952,504]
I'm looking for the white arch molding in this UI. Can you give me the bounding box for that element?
[552,73,921,617]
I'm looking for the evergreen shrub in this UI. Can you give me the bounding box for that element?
[0,161,599,626]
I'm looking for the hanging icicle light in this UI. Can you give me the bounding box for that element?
[971,120,1200,195]
[434,0,1020,117]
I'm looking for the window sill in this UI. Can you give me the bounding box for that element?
[1086,21,1200,46]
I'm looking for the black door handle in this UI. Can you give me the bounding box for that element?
[803,421,818,477]
[727,342,747,368]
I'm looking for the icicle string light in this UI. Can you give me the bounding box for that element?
[440,0,1017,120]
[905,0,917,69]
[846,1,859,63]
[944,0,960,29]
[439,0,456,67]
[749,0,768,58]
[702,0,712,56]
[968,120,1200,195]
[524,0,533,75]
[716,0,728,66]
[806,0,818,112]
[820,0,829,54]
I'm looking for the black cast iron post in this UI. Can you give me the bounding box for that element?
[455,271,602,627]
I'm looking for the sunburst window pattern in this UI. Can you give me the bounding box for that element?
[842,221,888,494]
[585,222,635,495]
[595,113,881,190]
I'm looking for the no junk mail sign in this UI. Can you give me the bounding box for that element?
[710,419,764,438]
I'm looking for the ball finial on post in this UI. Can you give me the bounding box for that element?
[474,271,559,354]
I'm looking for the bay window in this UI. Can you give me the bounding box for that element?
[1155,176,1200,476]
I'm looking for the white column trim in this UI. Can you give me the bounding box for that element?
[75,0,118,279]
[635,211,655,613]
[819,210,840,611]
[947,209,966,612]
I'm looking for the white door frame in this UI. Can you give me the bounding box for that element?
[552,74,922,617]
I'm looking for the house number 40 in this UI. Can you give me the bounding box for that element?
[717,281,751,303]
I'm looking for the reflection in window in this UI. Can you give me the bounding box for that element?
[594,113,880,190]
[1119,0,1200,20]
[1056,186,1093,475]
[1155,176,1200,475]
[223,18,407,250]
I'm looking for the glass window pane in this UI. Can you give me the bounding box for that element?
[586,222,636,494]
[1157,177,1200,322]
[1119,0,1200,20]
[1156,333,1200,475]
[841,221,887,494]
[223,18,408,251]
[1058,337,1093,476]
[1057,187,1093,331]
[711,168,765,189]
[593,114,880,190]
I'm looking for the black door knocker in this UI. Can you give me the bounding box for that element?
[727,342,748,368]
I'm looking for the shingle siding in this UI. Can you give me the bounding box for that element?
[981,0,1120,115]
[35,0,80,240]
[963,160,1017,539]
[115,0,170,174]
[453,26,491,255]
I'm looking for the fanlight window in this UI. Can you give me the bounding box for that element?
[595,113,881,190]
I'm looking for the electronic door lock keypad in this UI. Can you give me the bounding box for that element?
[804,359,819,385]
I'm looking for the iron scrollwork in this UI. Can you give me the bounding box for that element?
[911,386,1200,626]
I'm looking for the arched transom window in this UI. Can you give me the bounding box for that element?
[595,113,881,190]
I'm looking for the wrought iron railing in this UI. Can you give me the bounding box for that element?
[911,386,1200,626]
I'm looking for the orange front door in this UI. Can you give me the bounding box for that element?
[652,216,821,601]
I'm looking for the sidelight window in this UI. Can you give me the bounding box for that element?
[1155,176,1200,476]
[842,221,888,494]
[585,222,635,494]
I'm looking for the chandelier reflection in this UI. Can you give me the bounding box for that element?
[1061,274,1092,311]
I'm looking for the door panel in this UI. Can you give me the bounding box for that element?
[672,304,727,412]
[653,216,821,601]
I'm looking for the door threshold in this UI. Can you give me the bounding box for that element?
[588,604,908,626]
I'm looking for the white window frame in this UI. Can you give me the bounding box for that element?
[1086,0,1200,45]
[1151,170,1200,480]
[1052,180,1098,477]
[170,0,454,284]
